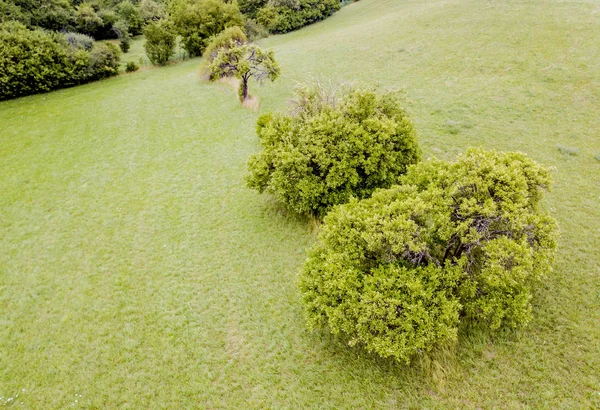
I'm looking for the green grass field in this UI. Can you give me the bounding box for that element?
[1,0,599,407]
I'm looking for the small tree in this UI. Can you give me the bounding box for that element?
[112,20,131,53]
[144,19,176,66]
[209,43,279,101]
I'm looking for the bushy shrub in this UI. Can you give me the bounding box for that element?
[143,19,176,66]
[125,60,139,72]
[299,149,558,363]
[256,0,340,34]
[246,85,422,217]
[87,42,121,80]
[0,21,70,99]
[117,0,142,35]
[203,26,247,62]
[171,0,243,57]
[75,2,103,36]
[64,31,94,50]
[0,0,30,25]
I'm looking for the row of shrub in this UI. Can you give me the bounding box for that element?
[0,22,120,100]
[256,0,341,34]
[0,0,164,39]
[246,84,558,363]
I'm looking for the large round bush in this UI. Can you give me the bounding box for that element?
[246,86,422,217]
[299,149,558,363]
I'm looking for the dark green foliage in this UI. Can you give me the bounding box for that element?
[112,19,131,52]
[117,0,142,35]
[171,0,243,57]
[299,149,558,362]
[125,60,138,72]
[0,0,30,25]
[209,43,279,102]
[246,85,422,217]
[143,19,175,65]
[0,22,70,99]
[20,0,73,31]
[74,2,102,35]
[203,26,247,62]
[237,0,267,18]
[0,21,120,100]
[256,0,340,34]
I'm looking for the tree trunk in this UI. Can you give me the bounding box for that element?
[239,77,249,102]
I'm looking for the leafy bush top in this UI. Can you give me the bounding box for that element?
[299,149,558,362]
[0,21,120,100]
[203,26,247,62]
[144,19,176,66]
[246,85,422,217]
[172,0,243,57]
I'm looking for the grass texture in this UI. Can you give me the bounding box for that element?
[1,0,599,407]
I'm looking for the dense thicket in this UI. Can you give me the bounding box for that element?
[256,0,340,34]
[246,86,422,217]
[0,21,120,100]
[299,149,558,363]
[171,0,243,56]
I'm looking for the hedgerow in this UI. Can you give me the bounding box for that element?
[0,22,120,100]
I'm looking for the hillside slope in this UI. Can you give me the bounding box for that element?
[1,0,599,407]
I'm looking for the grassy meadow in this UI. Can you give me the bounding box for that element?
[1,0,599,407]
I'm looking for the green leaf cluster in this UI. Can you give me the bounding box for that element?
[203,26,247,62]
[299,149,558,363]
[246,86,422,217]
[171,0,243,57]
[0,21,120,100]
[143,19,176,66]
[256,0,340,34]
[209,43,279,101]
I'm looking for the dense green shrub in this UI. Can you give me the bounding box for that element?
[299,149,558,363]
[237,0,267,18]
[256,0,340,34]
[171,0,243,57]
[125,60,139,72]
[246,85,422,217]
[203,26,246,62]
[143,19,176,66]
[0,0,30,25]
[87,42,121,79]
[0,22,70,99]
[0,22,121,100]
[75,2,103,36]
[117,0,142,35]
